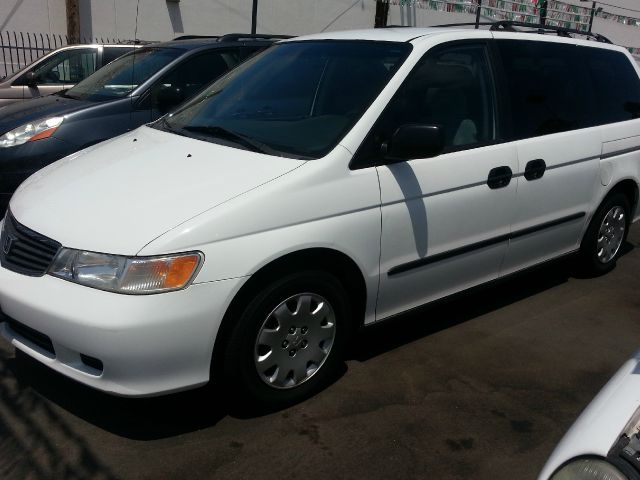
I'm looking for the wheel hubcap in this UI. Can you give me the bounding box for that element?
[254,293,336,389]
[596,206,626,264]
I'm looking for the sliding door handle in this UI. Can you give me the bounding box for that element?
[487,166,513,189]
[524,159,546,181]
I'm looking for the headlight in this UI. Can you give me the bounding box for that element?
[0,117,64,148]
[550,458,628,480]
[48,249,203,294]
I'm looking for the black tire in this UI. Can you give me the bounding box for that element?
[222,271,352,409]
[579,192,630,276]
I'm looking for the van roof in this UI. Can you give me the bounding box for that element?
[285,27,462,43]
[287,24,623,52]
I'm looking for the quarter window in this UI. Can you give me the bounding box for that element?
[584,47,640,125]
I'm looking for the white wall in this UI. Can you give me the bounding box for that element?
[80,0,254,41]
[0,0,66,34]
[256,0,374,35]
[1,0,639,49]
[79,0,380,41]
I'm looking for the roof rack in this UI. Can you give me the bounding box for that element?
[216,33,292,42]
[429,20,612,44]
[489,21,612,43]
[429,22,497,29]
[173,35,219,41]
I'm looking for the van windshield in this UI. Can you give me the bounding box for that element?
[157,41,411,159]
[64,47,183,101]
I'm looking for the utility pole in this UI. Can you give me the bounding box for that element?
[539,0,548,26]
[375,0,390,28]
[588,1,597,32]
[475,0,482,29]
[65,0,80,43]
[251,0,258,34]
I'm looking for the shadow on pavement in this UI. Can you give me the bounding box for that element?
[7,352,230,441]
[351,241,635,362]
[0,351,120,479]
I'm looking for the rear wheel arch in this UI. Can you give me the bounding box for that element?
[607,179,639,216]
[584,179,639,238]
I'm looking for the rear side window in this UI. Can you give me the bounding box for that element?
[496,40,589,140]
[102,47,133,65]
[150,50,241,106]
[584,47,640,125]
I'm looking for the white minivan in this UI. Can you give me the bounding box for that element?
[1,24,639,407]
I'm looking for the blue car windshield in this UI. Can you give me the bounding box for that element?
[65,47,183,101]
[158,41,412,159]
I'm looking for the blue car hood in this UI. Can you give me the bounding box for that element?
[0,94,93,135]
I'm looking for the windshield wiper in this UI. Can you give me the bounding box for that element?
[154,117,188,137]
[182,125,275,155]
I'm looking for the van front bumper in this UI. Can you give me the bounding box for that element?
[0,264,244,397]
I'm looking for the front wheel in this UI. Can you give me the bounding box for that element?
[579,193,630,275]
[222,271,352,409]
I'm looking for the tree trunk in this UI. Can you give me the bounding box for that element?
[65,0,80,43]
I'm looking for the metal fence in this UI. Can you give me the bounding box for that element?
[0,31,132,79]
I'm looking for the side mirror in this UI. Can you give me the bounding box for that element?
[382,124,445,163]
[24,71,38,87]
[155,84,183,113]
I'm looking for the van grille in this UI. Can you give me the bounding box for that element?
[0,212,61,276]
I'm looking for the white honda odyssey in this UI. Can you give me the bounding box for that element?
[1,24,639,407]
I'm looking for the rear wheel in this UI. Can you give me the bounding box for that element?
[579,193,630,275]
[222,271,351,408]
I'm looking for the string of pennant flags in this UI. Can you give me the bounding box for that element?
[392,0,640,29]
[391,0,640,58]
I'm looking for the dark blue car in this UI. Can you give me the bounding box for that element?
[0,34,286,214]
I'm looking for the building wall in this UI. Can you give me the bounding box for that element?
[0,0,66,35]
[1,0,639,48]
[78,0,379,41]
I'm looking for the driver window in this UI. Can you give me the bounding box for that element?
[149,51,239,110]
[354,43,497,167]
[31,48,97,85]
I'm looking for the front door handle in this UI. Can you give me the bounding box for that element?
[524,159,546,181]
[487,166,513,189]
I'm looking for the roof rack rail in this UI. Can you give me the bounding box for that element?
[428,22,496,29]
[430,20,612,44]
[216,33,292,42]
[489,21,612,43]
[173,35,219,41]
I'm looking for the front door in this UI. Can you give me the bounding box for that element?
[353,41,518,320]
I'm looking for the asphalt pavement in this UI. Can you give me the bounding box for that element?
[1,224,639,480]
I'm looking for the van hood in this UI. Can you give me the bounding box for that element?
[9,126,305,255]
